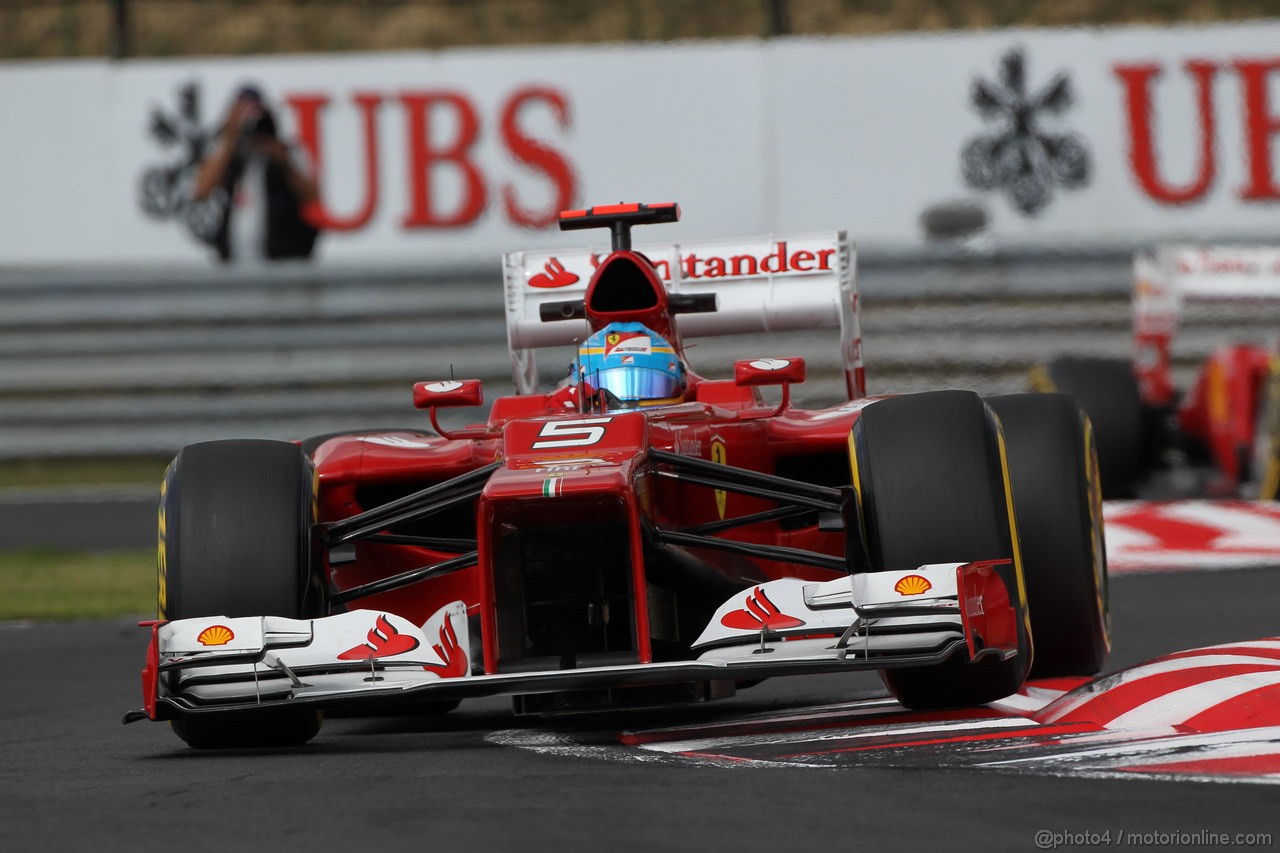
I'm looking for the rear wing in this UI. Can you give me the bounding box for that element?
[501,232,862,398]
[1135,245,1280,333]
[1134,245,1280,403]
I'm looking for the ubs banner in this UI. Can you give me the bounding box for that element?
[1,21,1278,267]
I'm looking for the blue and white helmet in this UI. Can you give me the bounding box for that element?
[573,322,686,408]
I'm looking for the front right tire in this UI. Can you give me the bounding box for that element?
[849,390,1032,710]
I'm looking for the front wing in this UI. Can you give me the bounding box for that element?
[128,562,1018,723]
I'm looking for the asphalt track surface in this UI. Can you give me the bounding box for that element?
[2,568,1278,853]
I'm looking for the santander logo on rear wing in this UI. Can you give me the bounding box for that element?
[1134,245,1280,403]
[1136,245,1280,332]
[502,231,861,398]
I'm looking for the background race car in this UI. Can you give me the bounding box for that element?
[1034,245,1280,501]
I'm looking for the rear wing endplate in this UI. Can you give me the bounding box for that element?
[502,232,862,398]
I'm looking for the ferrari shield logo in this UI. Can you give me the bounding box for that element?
[711,436,727,519]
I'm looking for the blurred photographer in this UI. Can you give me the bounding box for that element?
[192,85,322,263]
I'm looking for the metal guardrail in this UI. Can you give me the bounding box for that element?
[2,247,1276,459]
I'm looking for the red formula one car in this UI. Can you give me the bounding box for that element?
[1034,245,1280,501]
[127,203,1109,748]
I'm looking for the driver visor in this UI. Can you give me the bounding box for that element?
[584,367,682,403]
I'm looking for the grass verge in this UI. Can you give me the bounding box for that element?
[0,548,154,621]
[0,456,170,490]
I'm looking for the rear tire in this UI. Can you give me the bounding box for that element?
[1030,356,1145,498]
[159,439,326,748]
[1251,365,1280,501]
[850,391,1031,710]
[987,394,1110,677]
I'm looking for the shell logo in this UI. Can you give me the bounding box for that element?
[197,625,235,646]
[893,575,933,596]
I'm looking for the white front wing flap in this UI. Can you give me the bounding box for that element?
[691,562,1011,664]
[138,562,1017,721]
[150,603,470,710]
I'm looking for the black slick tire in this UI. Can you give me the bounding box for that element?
[849,390,1032,710]
[158,439,326,748]
[1251,364,1280,500]
[1031,356,1145,499]
[986,393,1110,677]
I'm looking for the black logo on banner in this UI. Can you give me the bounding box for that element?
[961,47,1091,216]
[138,82,223,246]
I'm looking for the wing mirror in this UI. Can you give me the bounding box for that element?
[413,380,483,439]
[733,358,806,387]
[413,380,483,409]
[733,358,806,415]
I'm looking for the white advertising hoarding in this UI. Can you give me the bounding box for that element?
[0,44,767,266]
[769,23,1280,246]
[2,20,1280,267]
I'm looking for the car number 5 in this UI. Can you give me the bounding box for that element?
[532,417,612,448]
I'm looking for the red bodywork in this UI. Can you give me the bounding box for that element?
[1176,344,1275,489]
[310,206,870,677]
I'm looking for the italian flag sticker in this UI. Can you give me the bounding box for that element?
[542,476,564,497]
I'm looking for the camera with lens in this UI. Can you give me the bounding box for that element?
[240,108,278,144]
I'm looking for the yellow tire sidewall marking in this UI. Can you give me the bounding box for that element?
[994,423,1034,663]
[157,468,170,620]
[1083,416,1111,646]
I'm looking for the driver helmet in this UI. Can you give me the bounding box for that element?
[573,322,687,409]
